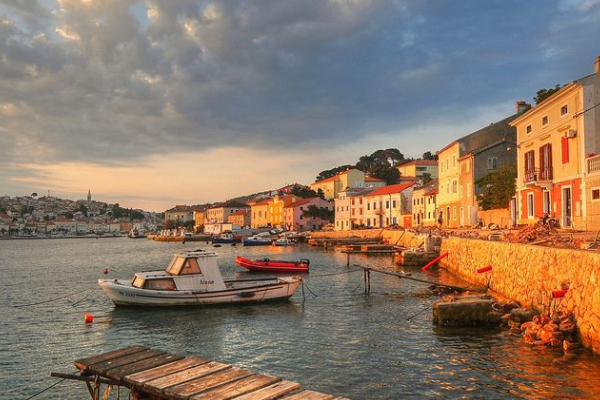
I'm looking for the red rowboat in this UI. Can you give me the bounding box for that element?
[235,255,310,273]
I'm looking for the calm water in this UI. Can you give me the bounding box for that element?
[2,238,600,399]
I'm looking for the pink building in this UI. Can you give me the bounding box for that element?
[283,197,332,231]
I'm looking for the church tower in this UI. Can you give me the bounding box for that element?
[87,189,92,205]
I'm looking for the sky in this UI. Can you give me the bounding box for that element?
[0,0,599,211]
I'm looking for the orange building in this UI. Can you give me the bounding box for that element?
[268,195,300,228]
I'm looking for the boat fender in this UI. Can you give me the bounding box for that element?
[84,312,93,324]
[103,268,110,275]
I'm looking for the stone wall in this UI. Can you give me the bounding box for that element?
[439,236,600,353]
[477,209,511,228]
[309,229,383,239]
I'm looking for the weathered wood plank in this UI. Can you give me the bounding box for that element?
[145,361,231,392]
[87,349,166,375]
[229,380,301,400]
[105,352,185,380]
[283,390,334,400]
[74,346,148,370]
[125,357,208,384]
[192,374,280,400]
[165,368,253,399]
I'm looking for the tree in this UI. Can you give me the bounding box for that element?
[476,165,517,210]
[422,151,438,161]
[316,189,325,199]
[78,204,88,217]
[302,205,334,222]
[315,165,354,182]
[290,184,318,198]
[534,85,561,104]
[131,210,145,220]
[369,164,400,185]
[421,173,433,184]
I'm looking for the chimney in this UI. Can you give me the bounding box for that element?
[515,100,531,114]
[595,55,600,74]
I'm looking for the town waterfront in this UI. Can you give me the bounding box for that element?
[3,238,600,399]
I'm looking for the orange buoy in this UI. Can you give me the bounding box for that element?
[103,268,110,275]
[84,312,93,323]
[552,289,568,298]
[477,265,492,273]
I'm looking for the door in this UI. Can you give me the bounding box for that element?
[460,207,465,227]
[446,206,450,226]
[510,197,517,226]
[562,187,572,227]
[543,191,551,216]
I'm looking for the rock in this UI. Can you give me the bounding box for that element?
[550,338,562,347]
[487,311,503,324]
[544,323,559,332]
[511,308,538,323]
[500,313,512,324]
[520,321,535,331]
[563,340,581,353]
[508,320,521,329]
[506,301,520,311]
[559,320,576,333]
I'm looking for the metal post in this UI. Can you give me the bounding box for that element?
[346,252,350,266]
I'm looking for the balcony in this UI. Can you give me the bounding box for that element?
[587,154,600,175]
[524,167,553,189]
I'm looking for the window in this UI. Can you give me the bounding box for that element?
[452,180,457,194]
[446,159,449,170]
[367,203,370,210]
[526,125,532,134]
[592,188,600,201]
[467,184,471,197]
[527,193,534,218]
[561,137,569,164]
[453,155,456,168]
[561,105,568,116]
[543,191,551,214]
[542,116,549,125]
[460,185,464,197]
[524,150,535,173]
[373,202,377,209]
[386,200,390,209]
[392,200,397,208]
[487,157,498,170]
[452,206,457,220]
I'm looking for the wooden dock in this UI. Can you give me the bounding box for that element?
[53,345,350,400]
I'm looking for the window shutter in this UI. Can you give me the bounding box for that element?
[562,137,569,164]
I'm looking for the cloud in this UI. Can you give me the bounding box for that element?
[0,0,598,206]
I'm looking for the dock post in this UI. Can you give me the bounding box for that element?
[367,269,371,294]
[346,252,350,266]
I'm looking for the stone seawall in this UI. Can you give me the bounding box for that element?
[439,237,600,353]
[309,229,384,240]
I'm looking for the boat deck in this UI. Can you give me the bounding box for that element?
[53,345,350,400]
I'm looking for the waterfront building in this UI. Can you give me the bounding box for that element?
[437,111,519,227]
[512,57,600,230]
[227,209,251,227]
[283,197,332,231]
[56,218,77,232]
[164,205,197,226]
[268,195,300,228]
[310,169,366,200]
[397,160,438,182]
[193,209,206,231]
[334,187,376,231]
[412,180,438,226]
[250,198,271,228]
[362,183,415,228]
[206,200,249,224]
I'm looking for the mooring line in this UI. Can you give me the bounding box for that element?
[13,287,93,308]
[24,378,66,400]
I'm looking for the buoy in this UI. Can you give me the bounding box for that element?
[103,268,110,275]
[477,265,492,273]
[84,312,93,323]
[422,252,449,271]
[552,289,568,298]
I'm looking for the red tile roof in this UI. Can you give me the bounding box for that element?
[251,198,272,206]
[230,209,248,216]
[313,169,356,184]
[364,176,385,182]
[365,183,414,197]
[285,197,318,208]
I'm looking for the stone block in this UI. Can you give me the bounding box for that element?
[433,298,496,327]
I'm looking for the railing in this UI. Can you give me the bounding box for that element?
[587,154,600,174]
[524,167,553,184]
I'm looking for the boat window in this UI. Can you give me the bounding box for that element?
[166,257,186,275]
[180,258,201,275]
[132,276,145,288]
[144,278,176,291]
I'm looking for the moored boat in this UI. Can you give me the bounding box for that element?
[212,233,236,244]
[128,228,147,239]
[272,238,296,246]
[242,235,271,246]
[98,250,302,306]
[236,255,310,273]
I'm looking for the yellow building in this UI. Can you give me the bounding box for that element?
[397,160,438,181]
[250,199,271,228]
[511,57,600,230]
[437,141,461,226]
[412,180,438,226]
[310,169,366,200]
[193,210,206,231]
[268,195,300,228]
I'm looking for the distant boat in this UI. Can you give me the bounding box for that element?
[128,228,147,239]
[98,250,302,306]
[272,238,296,246]
[212,233,236,244]
[236,255,310,273]
[242,235,271,246]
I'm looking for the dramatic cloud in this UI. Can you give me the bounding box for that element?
[0,0,599,208]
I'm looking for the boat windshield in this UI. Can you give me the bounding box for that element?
[166,256,186,275]
[132,276,145,288]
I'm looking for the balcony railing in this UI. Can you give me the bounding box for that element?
[588,154,600,174]
[524,167,553,184]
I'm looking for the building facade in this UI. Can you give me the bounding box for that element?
[206,201,249,224]
[412,180,438,226]
[268,195,300,228]
[284,197,332,231]
[362,183,414,228]
[398,160,438,181]
[227,209,251,227]
[250,199,271,228]
[310,169,365,200]
[512,58,600,229]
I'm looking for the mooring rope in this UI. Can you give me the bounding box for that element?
[13,287,93,308]
[24,378,66,400]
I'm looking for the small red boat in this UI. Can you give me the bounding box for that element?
[235,255,310,273]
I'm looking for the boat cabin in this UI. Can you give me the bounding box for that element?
[131,250,226,292]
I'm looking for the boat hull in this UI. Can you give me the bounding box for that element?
[98,277,301,307]
[242,240,271,246]
[212,237,236,244]
[236,256,309,273]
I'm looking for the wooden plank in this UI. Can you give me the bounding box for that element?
[125,357,208,384]
[229,380,301,400]
[105,352,185,380]
[330,397,352,400]
[145,361,231,392]
[192,374,280,400]
[87,349,166,375]
[165,368,253,399]
[74,346,148,370]
[283,390,334,400]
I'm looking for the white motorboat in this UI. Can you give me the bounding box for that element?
[272,238,296,246]
[98,250,302,306]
